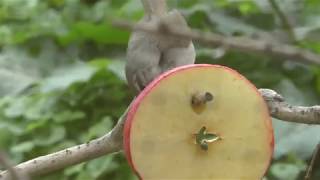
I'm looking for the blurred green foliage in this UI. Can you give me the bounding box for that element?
[0,0,319,179]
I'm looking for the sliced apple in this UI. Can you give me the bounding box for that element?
[124,64,274,180]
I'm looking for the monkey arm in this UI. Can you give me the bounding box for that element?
[160,43,196,72]
[156,10,192,49]
[126,32,162,93]
[141,0,167,17]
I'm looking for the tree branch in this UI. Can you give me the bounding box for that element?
[0,89,319,179]
[0,108,128,180]
[112,19,320,65]
[259,89,320,124]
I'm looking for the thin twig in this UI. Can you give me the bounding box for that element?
[113,19,320,65]
[268,0,296,42]
[260,89,320,124]
[304,143,320,180]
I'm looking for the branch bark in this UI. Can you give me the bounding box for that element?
[259,89,320,124]
[0,89,319,179]
[113,19,320,65]
[0,152,28,180]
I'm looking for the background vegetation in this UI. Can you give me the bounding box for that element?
[0,0,319,179]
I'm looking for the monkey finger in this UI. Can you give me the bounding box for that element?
[138,70,149,86]
[132,74,143,93]
[136,71,147,92]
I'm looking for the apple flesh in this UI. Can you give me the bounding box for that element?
[124,64,274,179]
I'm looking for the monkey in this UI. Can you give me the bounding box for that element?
[125,0,196,94]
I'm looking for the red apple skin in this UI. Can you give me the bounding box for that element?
[123,64,274,180]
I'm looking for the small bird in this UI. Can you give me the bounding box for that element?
[125,0,196,94]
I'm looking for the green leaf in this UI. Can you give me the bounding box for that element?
[4,96,29,118]
[0,68,37,96]
[89,58,112,69]
[238,2,258,15]
[0,126,20,147]
[108,60,126,82]
[64,163,85,176]
[0,121,24,136]
[53,111,86,123]
[270,162,306,180]
[40,63,97,93]
[75,171,92,180]
[89,58,126,81]
[24,95,57,121]
[86,155,118,178]
[26,119,49,132]
[34,126,66,146]
[57,22,130,45]
[87,117,113,140]
[116,0,144,20]
[11,141,35,153]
